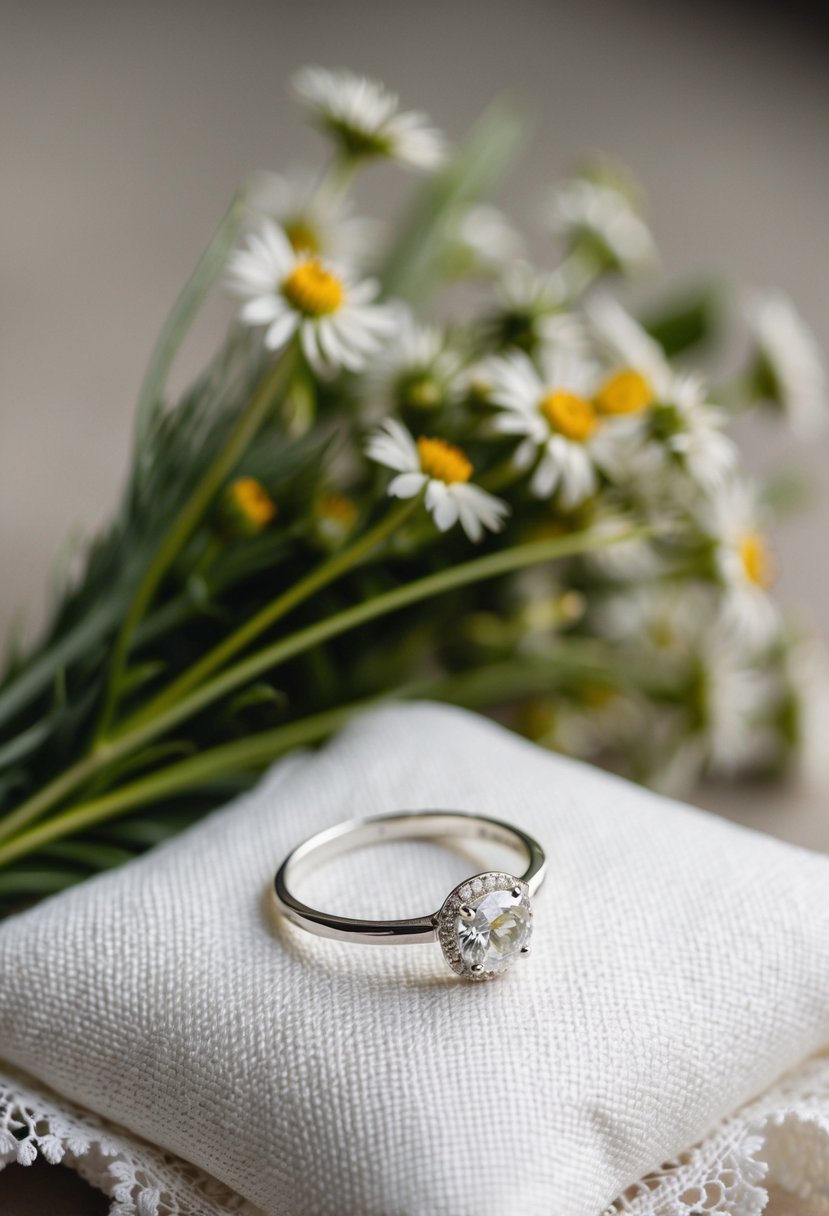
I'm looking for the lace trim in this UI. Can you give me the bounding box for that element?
[0,1065,262,1216]
[607,1055,829,1215]
[1,1058,828,1215]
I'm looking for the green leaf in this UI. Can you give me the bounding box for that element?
[98,813,203,848]
[0,717,54,769]
[0,769,27,810]
[40,840,135,869]
[379,101,527,304]
[0,599,117,732]
[133,187,249,457]
[100,741,198,786]
[0,868,83,897]
[121,660,167,697]
[227,683,288,715]
[642,283,723,358]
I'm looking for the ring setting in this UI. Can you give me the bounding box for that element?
[435,872,533,981]
[273,811,545,982]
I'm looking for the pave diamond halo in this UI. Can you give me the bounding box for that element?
[434,871,533,981]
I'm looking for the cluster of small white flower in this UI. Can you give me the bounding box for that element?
[223,65,828,792]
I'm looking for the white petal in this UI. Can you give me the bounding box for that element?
[300,320,326,374]
[365,419,419,472]
[427,482,459,531]
[559,446,597,508]
[531,450,561,498]
[514,437,538,471]
[388,472,427,498]
[240,296,282,325]
[264,312,298,351]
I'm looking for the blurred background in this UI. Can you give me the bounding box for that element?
[1,0,828,796]
[0,4,827,1207]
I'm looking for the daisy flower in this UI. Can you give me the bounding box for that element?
[489,260,568,353]
[292,67,447,171]
[549,177,656,276]
[371,310,465,413]
[648,373,738,494]
[246,167,378,264]
[592,582,712,664]
[226,220,396,375]
[704,479,779,649]
[486,348,614,507]
[366,419,509,542]
[587,296,737,492]
[745,291,827,437]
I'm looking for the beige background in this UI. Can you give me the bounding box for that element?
[0,4,827,1206]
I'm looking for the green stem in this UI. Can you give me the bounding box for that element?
[0,644,617,869]
[134,498,419,725]
[112,526,645,751]
[0,600,119,733]
[312,150,361,210]
[555,247,602,301]
[0,526,647,847]
[94,349,295,742]
[0,704,357,869]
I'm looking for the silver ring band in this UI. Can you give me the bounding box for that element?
[273,810,546,981]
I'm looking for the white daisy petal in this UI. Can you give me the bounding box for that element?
[388,472,427,498]
[746,290,827,437]
[531,451,562,498]
[264,312,298,351]
[240,296,282,325]
[429,486,460,532]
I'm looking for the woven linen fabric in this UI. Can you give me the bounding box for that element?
[1,704,829,1216]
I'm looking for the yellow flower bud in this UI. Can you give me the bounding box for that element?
[220,478,277,537]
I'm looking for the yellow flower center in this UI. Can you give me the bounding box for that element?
[739,531,775,589]
[594,368,654,416]
[230,478,276,528]
[582,683,616,710]
[318,493,359,528]
[416,436,473,484]
[282,259,344,316]
[283,218,321,255]
[539,391,598,442]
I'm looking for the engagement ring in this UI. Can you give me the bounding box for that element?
[273,811,546,981]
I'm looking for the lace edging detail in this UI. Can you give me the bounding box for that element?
[607,1054,829,1216]
[2,1057,828,1215]
[0,1065,262,1216]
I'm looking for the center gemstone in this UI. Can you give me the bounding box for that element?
[456,889,532,972]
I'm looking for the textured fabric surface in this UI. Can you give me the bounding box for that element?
[1,703,829,1216]
[4,1054,829,1216]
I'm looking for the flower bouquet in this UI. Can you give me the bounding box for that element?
[0,67,825,914]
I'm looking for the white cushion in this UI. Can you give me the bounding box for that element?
[1,703,828,1216]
